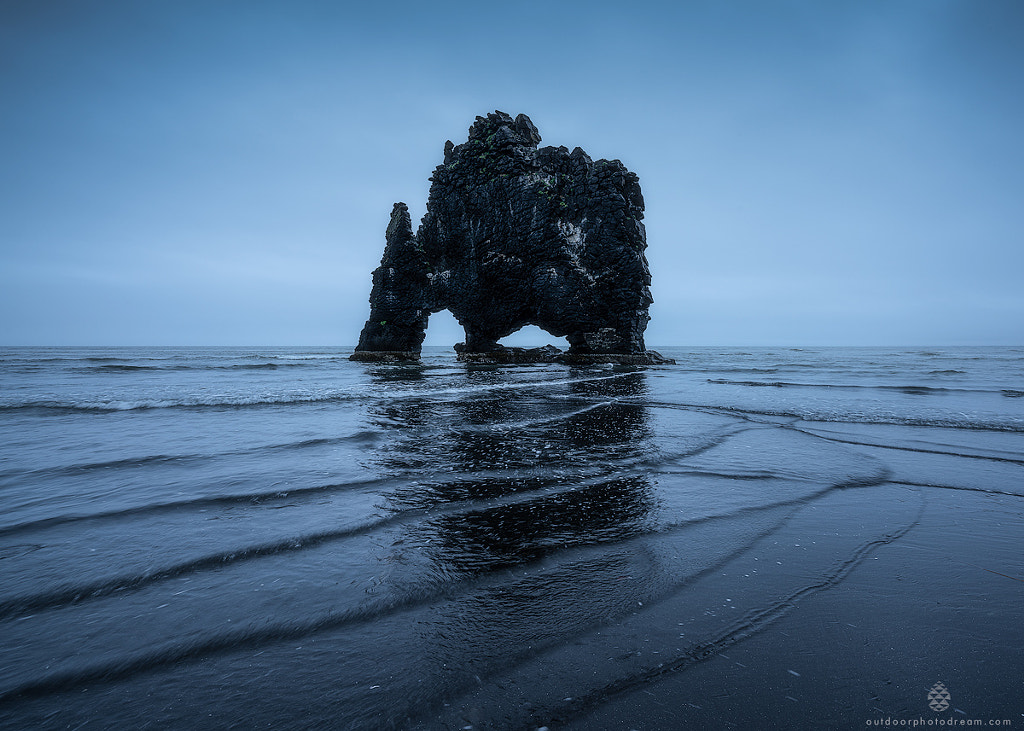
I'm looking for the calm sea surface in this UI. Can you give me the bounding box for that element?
[1,346,1022,728]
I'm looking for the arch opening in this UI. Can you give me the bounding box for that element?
[421,309,464,348]
[500,325,568,349]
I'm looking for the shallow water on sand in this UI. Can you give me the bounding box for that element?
[1,346,1022,728]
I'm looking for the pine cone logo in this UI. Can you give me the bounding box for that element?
[927,682,951,712]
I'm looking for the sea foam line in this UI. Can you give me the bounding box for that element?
[637,399,1024,433]
[707,378,1011,397]
[0,431,386,485]
[0,370,639,414]
[0,476,394,539]
[788,426,1024,466]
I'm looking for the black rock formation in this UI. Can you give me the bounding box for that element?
[351,111,673,365]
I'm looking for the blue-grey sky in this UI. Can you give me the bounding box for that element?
[2,0,1022,346]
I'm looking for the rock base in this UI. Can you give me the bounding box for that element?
[351,346,675,365]
[349,351,421,363]
[453,345,675,365]
[559,351,676,365]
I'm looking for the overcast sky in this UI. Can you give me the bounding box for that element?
[2,0,1022,346]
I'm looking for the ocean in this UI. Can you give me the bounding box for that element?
[1,346,1022,729]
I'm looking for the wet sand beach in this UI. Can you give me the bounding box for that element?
[0,346,1021,729]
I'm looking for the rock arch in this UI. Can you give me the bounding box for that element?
[351,112,672,365]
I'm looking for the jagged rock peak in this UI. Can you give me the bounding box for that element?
[466,111,542,147]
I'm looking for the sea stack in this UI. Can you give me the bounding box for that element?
[351,111,673,365]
